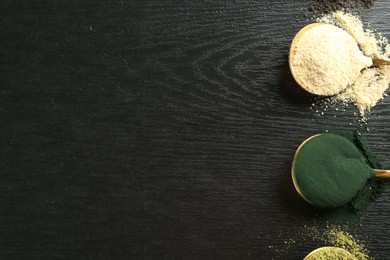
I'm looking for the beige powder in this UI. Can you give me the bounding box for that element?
[318,11,390,118]
[291,23,372,96]
[332,12,382,58]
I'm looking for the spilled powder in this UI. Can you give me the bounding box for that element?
[304,224,372,260]
[309,0,376,14]
[318,11,390,119]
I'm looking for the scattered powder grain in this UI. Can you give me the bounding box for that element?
[320,12,386,59]
[309,0,376,14]
[317,12,390,118]
[291,23,372,96]
[326,227,370,260]
[338,67,390,117]
[304,224,372,260]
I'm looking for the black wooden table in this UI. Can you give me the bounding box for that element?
[2,1,390,259]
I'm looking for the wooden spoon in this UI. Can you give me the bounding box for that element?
[291,134,390,208]
[304,246,356,260]
[289,23,390,96]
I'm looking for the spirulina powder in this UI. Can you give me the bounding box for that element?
[294,131,390,213]
[293,133,374,209]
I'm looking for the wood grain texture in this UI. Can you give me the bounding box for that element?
[1,0,390,259]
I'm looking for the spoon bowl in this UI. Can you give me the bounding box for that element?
[289,23,323,95]
[304,246,355,259]
[291,134,320,204]
[289,23,390,96]
[291,133,390,208]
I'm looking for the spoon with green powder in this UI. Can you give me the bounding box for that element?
[291,133,390,209]
[304,246,356,260]
[289,23,390,96]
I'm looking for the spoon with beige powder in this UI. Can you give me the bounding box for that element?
[289,23,390,96]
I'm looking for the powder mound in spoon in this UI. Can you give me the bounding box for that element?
[292,133,375,209]
[290,23,372,96]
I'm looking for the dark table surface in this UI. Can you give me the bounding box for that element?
[2,1,390,259]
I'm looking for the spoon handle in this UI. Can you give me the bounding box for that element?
[374,169,390,178]
[372,58,390,66]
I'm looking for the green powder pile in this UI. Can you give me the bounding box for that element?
[292,131,389,212]
[293,133,375,208]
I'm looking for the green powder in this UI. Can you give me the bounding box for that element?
[293,133,375,209]
[346,131,389,213]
